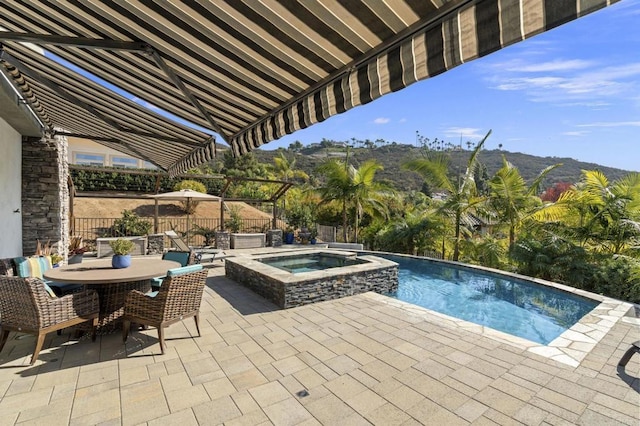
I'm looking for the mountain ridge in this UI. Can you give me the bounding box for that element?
[252,143,633,192]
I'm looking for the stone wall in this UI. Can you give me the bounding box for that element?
[21,135,68,256]
[215,231,230,250]
[266,229,282,247]
[147,233,164,255]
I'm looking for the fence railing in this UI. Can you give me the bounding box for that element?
[74,217,340,248]
[73,217,273,247]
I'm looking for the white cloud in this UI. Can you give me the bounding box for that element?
[506,59,593,73]
[373,117,390,124]
[131,97,162,112]
[577,121,640,128]
[483,49,640,106]
[398,118,407,123]
[442,127,485,139]
[558,101,610,108]
[562,131,590,136]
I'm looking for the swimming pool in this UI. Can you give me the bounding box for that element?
[381,254,598,345]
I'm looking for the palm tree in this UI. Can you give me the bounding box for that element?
[540,170,640,254]
[316,158,389,242]
[271,152,309,183]
[489,156,561,246]
[403,130,492,260]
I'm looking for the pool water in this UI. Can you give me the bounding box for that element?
[260,253,367,274]
[382,255,598,345]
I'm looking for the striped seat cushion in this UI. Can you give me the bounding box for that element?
[15,256,52,279]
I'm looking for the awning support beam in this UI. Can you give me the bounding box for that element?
[148,49,229,144]
[0,32,148,52]
[55,131,202,148]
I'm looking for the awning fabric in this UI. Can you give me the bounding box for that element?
[0,0,618,167]
[0,42,216,175]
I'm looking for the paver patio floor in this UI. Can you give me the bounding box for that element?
[0,264,638,425]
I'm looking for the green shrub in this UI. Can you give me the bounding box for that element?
[510,235,591,286]
[586,256,640,304]
[173,179,207,193]
[191,224,217,246]
[224,205,243,232]
[109,210,152,236]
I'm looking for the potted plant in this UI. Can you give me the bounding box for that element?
[284,227,295,244]
[309,228,318,245]
[109,238,135,269]
[50,253,63,267]
[68,236,87,264]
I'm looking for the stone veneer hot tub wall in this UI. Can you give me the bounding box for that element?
[225,250,398,309]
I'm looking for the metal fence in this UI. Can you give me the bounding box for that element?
[73,217,340,248]
[73,217,273,247]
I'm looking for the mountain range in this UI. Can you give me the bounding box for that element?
[253,143,633,193]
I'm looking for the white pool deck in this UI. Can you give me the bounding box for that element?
[0,248,638,425]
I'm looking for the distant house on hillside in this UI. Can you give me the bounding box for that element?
[68,137,156,169]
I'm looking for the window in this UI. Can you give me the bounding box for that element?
[74,153,105,166]
[111,156,139,168]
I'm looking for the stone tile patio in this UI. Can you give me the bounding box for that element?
[0,260,638,425]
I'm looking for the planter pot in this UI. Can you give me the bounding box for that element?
[284,232,295,244]
[111,254,131,269]
[310,238,317,245]
[68,254,83,264]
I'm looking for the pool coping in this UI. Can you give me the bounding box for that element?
[360,251,636,367]
[227,249,398,284]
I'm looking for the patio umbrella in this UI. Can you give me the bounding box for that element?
[150,189,221,245]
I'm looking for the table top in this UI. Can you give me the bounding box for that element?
[44,258,180,284]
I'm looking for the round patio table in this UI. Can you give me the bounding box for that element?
[44,258,179,330]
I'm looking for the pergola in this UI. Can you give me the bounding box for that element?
[0,1,618,176]
[68,164,293,234]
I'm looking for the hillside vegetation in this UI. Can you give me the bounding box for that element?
[254,143,631,192]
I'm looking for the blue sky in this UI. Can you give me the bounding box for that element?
[264,1,640,172]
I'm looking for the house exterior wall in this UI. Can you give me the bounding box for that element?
[68,137,155,169]
[21,135,69,256]
[0,117,23,257]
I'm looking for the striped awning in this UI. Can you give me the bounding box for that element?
[0,41,216,176]
[0,0,618,164]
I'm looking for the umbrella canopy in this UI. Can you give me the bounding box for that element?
[150,189,221,202]
[150,189,221,244]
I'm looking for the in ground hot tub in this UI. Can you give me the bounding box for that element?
[225,250,398,308]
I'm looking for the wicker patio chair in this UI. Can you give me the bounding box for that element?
[151,250,194,291]
[0,276,99,365]
[122,266,208,354]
